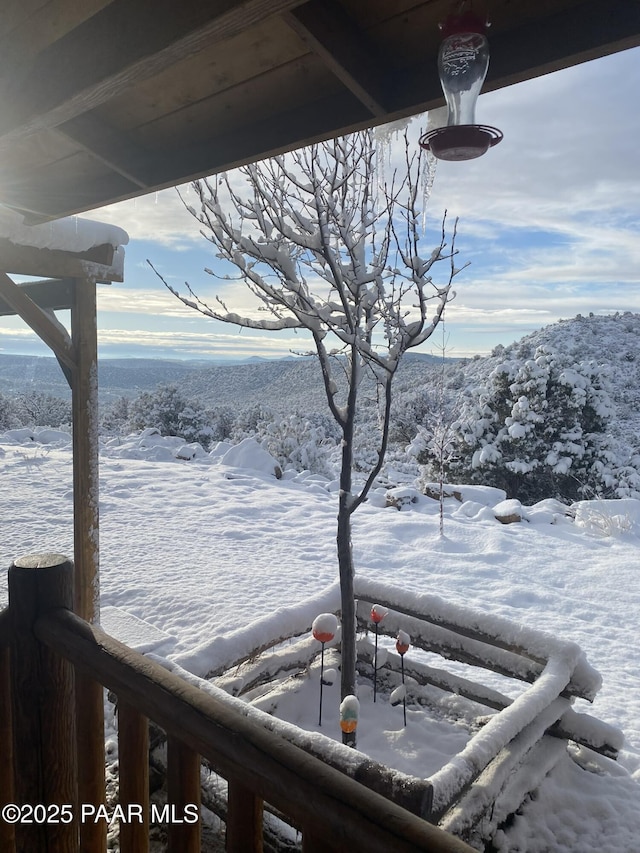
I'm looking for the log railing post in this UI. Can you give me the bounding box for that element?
[118,701,149,853]
[166,735,201,853]
[227,779,263,851]
[0,612,16,853]
[8,553,78,853]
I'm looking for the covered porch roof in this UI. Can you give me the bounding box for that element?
[0,0,638,223]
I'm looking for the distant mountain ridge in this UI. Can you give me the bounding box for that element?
[0,350,447,411]
[2,314,640,447]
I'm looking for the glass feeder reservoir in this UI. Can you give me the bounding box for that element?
[420,7,503,160]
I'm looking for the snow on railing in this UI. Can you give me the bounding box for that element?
[179,576,622,848]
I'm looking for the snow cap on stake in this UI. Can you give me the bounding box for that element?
[370,604,388,624]
[339,695,360,734]
[396,629,410,656]
[312,613,338,643]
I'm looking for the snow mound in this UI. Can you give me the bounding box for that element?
[573,499,640,538]
[221,437,282,479]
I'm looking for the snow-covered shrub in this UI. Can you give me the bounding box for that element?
[0,391,21,431]
[100,395,130,435]
[206,405,236,442]
[573,500,639,538]
[12,391,71,429]
[127,384,214,448]
[243,411,340,477]
[443,346,617,503]
[230,403,276,442]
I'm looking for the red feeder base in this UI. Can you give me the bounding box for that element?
[419,124,503,161]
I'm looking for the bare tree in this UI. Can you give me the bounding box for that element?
[151,130,466,744]
[411,320,462,537]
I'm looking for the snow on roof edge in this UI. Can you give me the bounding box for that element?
[0,206,129,254]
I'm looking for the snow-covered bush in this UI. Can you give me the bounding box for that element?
[12,391,71,429]
[443,346,616,503]
[0,391,21,431]
[100,396,130,435]
[259,412,340,477]
[127,384,214,448]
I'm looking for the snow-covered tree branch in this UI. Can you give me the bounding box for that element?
[152,128,467,743]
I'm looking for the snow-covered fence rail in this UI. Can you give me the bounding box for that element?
[2,555,476,853]
[169,574,622,846]
[352,576,623,843]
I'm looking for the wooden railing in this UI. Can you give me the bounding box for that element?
[194,575,623,847]
[0,554,475,853]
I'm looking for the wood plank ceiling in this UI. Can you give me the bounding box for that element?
[0,0,638,222]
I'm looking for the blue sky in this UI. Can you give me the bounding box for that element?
[2,45,639,362]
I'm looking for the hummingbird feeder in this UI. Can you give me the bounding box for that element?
[419,2,503,161]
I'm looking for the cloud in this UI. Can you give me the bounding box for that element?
[97,286,196,318]
[92,186,202,249]
[96,326,310,360]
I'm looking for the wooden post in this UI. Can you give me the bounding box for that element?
[166,736,201,853]
[71,277,107,852]
[0,617,16,853]
[227,779,263,852]
[118,701,149,853]
[8,554,78,853]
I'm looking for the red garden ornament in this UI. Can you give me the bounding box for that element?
[396,630,411,726]
[370,604,388,703]
[312,613,338,726]
[419,1,503,161]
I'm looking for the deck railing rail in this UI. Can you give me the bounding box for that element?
[0,554,475,853]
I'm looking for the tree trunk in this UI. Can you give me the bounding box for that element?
[337,501,356,737]
[338,393,357,746]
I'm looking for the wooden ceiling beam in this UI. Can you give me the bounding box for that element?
[55,114,153,190]
[0,239,121,281]
[0,278,75,316]
[0,0,307,142]
[0,272,76,371]
[485,0,640,91]
[4,88,403,222]
[283,0,390,117]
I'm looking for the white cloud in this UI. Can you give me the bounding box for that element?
[92,186,201,249]
[97,286,196,318]
[97,326,310,360]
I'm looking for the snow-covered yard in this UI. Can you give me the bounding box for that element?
[1,428,639,851]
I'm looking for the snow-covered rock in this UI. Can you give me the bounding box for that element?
[494,499,525,525]
[385,486,420,510]
[220,437,283,479]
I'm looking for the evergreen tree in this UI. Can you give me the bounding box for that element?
[445,346,615,503]
[128,384,214,448]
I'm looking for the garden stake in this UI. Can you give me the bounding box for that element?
[312,613,338,727]
[370,604,387,703]
[396,630,410,727]
[318,641,326,725]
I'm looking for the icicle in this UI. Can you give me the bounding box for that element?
[419,110,444,232]
[373,116,414,192]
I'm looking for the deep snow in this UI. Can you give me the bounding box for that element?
[1,427,639,851]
